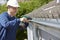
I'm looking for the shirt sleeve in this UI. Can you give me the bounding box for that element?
[5,19,20,28]
[0,16,20,29]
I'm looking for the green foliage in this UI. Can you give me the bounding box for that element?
[0,5,7,13]
[16,0,52,18]
[16,29,27,40]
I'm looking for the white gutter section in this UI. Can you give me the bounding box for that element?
[43,6,56,11]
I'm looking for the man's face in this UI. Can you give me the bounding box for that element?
[8,6,18,16]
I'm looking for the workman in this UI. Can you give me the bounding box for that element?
[0,0,29,40]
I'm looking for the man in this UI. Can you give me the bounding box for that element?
[0,0,29,40]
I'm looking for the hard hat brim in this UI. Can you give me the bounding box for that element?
[7,4,20,8]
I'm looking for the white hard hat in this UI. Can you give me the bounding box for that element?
[7,0,20,7]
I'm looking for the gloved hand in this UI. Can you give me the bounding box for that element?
[20,16,32,23]
[20,17,29,23]
[19,16,32,30]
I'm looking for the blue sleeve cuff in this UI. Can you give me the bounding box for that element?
[17,19,20,24]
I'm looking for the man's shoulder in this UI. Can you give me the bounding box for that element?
[0,12,8,18]
[0,12,7,17]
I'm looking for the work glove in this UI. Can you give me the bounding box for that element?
[20,17,29,23]
[19,16,32,30]
[20,16,32,23]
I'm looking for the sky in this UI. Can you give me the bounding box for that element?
[0,0,7,5]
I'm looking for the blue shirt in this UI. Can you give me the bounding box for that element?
[0,12,28,40]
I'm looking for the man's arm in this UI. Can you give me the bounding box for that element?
[0,16,20,29]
